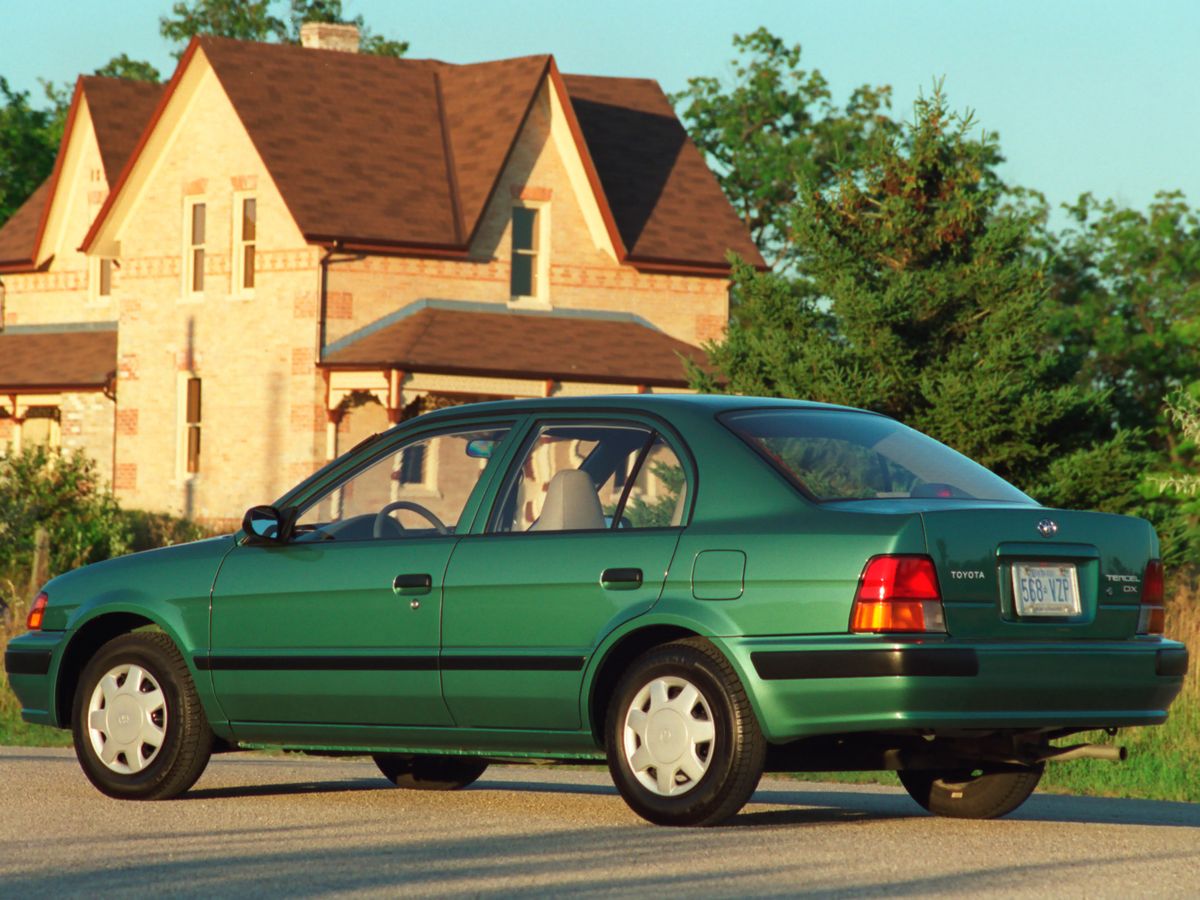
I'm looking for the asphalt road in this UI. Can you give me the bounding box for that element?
[1,747,1198,898]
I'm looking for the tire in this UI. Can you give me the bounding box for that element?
[71,632,213,800]
[898,765,1044,819]
[372,754,489,790]
[605,638,765,827]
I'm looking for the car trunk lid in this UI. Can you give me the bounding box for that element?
[919,505,1155,640]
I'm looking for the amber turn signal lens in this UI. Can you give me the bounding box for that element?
[26,591,48,631]
[851,556,946,633]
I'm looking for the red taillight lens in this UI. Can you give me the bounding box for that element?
[26,591,48,631]
[1138,559,1165,635]
[851,555,946,633]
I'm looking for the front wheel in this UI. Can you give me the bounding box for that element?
[898,765,1044,819]
[605,638,765,827]
[372,754,488,790]
[72,632,213,800]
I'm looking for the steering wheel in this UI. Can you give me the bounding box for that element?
[372,500,449,538]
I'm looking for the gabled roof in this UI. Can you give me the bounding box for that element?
[0,180,51,271]
[0,327,117,391]
[0,77,162,273]
[83,77,164,184]
[321,304,706,387]
[86,37,763,272]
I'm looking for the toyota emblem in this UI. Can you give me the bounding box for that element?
[1036,519,1058,538]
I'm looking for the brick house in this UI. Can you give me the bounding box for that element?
[0,24,762,525]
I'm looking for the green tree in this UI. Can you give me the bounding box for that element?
[693,88,1140,511]
[0,78,61,224]
[94,53,162,83]
[1049,192,1200,445]
[673,27,895,270]
[161,0,407,57]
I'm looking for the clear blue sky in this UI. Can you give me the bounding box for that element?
[3,0,1197,222]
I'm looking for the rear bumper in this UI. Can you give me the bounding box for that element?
[717,636,1188,743]
[4,631,67,727]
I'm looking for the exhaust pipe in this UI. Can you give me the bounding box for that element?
[1039,743,1128,763]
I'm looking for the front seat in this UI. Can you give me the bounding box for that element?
[531,469,606,532]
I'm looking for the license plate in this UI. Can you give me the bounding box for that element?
[1011,562,1081,617]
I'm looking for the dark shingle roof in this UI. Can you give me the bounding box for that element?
[0,181,51,270]
[562,75,763,268]
[191,37,761,269]
[0,78,162,273]
[0,328,117,390]
[321,306,705,387]
[83,77,164,184]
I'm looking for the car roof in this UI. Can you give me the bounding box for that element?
[413,393,868,422]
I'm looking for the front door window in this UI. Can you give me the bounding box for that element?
[294,425,511,541]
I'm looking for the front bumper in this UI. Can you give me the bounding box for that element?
[716,636,1189,743]
[4,631,68,727]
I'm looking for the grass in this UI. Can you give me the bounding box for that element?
[3,574,1197,801]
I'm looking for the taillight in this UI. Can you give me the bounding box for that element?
[1137,559,1165,635]
[26,591,48,631]
[851,555,947,633]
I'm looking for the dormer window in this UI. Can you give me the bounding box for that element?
[510,206,539,299]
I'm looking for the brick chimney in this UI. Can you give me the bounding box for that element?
[299,22,360,53]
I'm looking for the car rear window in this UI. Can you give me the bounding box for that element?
[722,408,1033,503]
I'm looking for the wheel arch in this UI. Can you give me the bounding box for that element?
[583,622,702,745]
[54,609,180,727]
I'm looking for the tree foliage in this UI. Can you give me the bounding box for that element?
[0,78,61,223]
[673,28,895,270]
[1049,192,1200,443]
[160,0,407,57]
[693,88,1140,511]
[0,446,130,582]
[94,53,162,83]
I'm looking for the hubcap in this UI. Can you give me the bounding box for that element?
[622,675,715,796]
[86,663,167,775]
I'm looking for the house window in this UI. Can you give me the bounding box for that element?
[184,376,201,474]
[185,200,206,294]
[510,206,538,298]
[99,259,112,297]
[234,195,256,292]
[396,443,426,484]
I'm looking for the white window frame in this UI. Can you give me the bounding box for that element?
[182,197,207,300]
[231,191,256,299]
[508,200,551,308]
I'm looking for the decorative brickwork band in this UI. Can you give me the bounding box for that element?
[115,409,138,436]
[114,463,137,491]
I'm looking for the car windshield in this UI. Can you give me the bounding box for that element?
[723,408,1033,503]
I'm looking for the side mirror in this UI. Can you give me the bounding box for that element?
[241,505,294,544]
[465,439,495,459]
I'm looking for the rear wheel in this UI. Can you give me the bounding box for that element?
[72,632,213,800]
[605,638,765,827]
[372,754,488,790]
[898,765,1044,819]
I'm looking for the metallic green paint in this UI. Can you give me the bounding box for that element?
[5,395,1187,769]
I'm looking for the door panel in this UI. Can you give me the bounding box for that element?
[209,538,456,726]
[441,530,681,729]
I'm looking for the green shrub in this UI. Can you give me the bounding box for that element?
[0,446,129,605]
[119,509,215,553]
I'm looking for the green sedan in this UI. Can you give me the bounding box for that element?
[5,395,1188,826]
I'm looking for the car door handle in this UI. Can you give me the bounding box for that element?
[600,568,643,590]
[392,573,432,596]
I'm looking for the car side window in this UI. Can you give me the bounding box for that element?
[293,425,511,541]
[490,422,689,533]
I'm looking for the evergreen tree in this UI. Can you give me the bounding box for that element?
[694,88,1143,509]
[673,28,895,271]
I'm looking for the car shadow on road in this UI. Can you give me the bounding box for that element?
[185,778,389,800]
